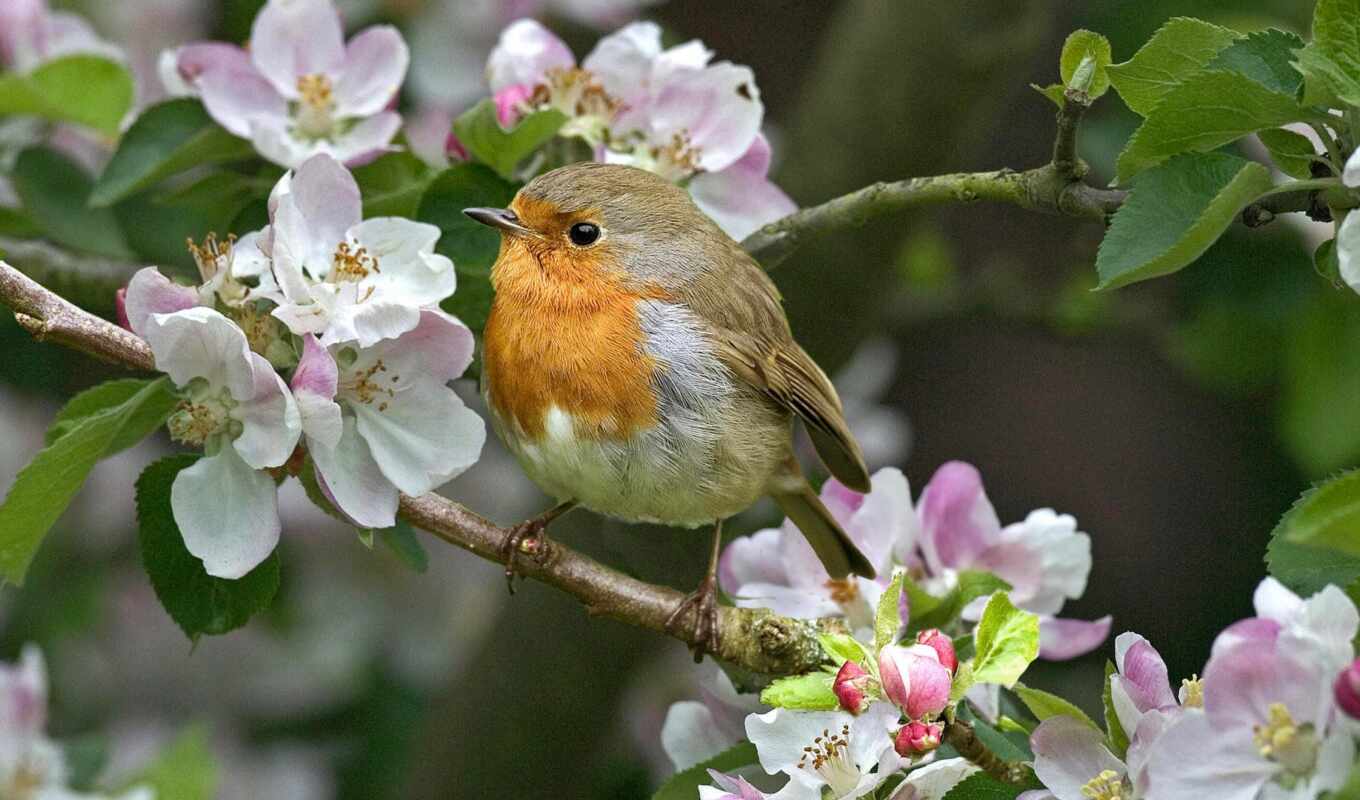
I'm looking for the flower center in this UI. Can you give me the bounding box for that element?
[1180,675,1203,708]
[295,73,336,138]
[7,760,45,800]
[167,381,238,447]
[329,241,380,284]
[1253,703,1318,777]
[341,357,398,412]
[1080,769,1127,800]
[797,724,859,797]
[534,67,618,144]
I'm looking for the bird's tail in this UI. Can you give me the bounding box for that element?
[772,481,876,580]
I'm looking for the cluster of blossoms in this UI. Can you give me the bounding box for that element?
[483,18,795,239]
[160,0,408,168]
[0,0,122,74]
[119,153,484,578]
[676,571,1360,800]
[0,646,152,800]
[719,463,1111,663]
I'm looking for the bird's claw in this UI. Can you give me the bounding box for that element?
[500,518,551,595]
[665,576,721,662]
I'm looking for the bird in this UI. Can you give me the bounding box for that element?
[465,162,875,657]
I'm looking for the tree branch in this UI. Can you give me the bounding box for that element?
[0,258,836,678]
[943,719,1031,785]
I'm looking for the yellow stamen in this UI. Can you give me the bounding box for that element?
[1080,769,1126,800]
[295,73,336,138]
[1253,702,1318,776]
[1180,675,1203,708]
[329,241,380,283]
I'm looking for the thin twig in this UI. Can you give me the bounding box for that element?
[944,719,1031,785]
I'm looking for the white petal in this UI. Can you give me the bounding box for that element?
[582,21,663,126]
[840,467,913,575]
[311,415,399,528]
[1252,576,1303,622]
[890,759,980,800]
[328,111,403,165]
[319,295,422,349]
[171,448,281,579]
[351,309,476,382]
[250,118,316,169]
[1345,147,1360,188]
[1144,711,1268,800]
[198,61,288,138]
[1338,210,1360,293]
[486,19,575,93]
[284,154,363,259]
[348,217,457,307]
[649,62,762,172]
[232,352,302,469]
[334,26,409,117]
[745,707,857,775]
[353,380,485,495]
[143,306,255,397]
[249,0,345,99]
[661,701,733,771]
[728,581,841,620]
[847,701,901,774]
[298,391,343,450]
[718,527,790,593]
[1030,716,1125,800]
[690,157,796,240]
[124,267,200,338]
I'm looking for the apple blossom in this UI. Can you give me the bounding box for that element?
[0,0,122,73]
[744,702,906,800]
[878,643,951,720]
[661,663,766,771]
[885,759,981,800]
[893,720,943,756]
[834,660,873,716]
[916,461,1111,660]
[137,305,302,578]
[162,0,408,167]
[1031,715,1138,800]
[289,313,485,530]
[699,770,768,800]
[719,468,913,637]
[263,154,457,348]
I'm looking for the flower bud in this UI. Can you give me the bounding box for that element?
[894,720,943,757]
[878,643,952,719]
[915,628,958,674]
[494,84,534,127]
[114,287,131,331]
[1335,658,1360,719]
[833,660,872,715]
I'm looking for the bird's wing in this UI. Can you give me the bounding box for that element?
[682,246,871,493]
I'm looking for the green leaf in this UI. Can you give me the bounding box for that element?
[902,571,1011,637]
[1014,684,1100,731]
[650,742,757,800]
[135,455,281,638]
[1275,469,1360,558]
[942,771,1029,800]
[1280,289,1360,476]
[1257,128,1318,180]
[950,659,976,703]
[1304,0,1360,106]
[1295,44,1360,107]
[1114,70,1306,182]
[0,378,175,585]
[760,670,838,710]
[1206,30,1305,96]
[0,205,40,238]
[1107,17,1240,116]
[378,521,428,573]
[1096,153,1274,289]
[818,632,870,666]
[352,151,437,218]
[0,55,134,136]
[90,99,254,207]
[1315,238,1342,286]
[117,724,218,800]
[1030,82,1067,108]
[10,147,131,258]
[1332,760,1360,800]
[417,163,519,334]
[46,378,178,455]
[1102,660,1130,758]
[874,570,905,651]
[452,100,567,180]
[1060,30,1112,98]
[971,592,1040,689]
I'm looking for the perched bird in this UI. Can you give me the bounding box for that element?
[465,163,874,655]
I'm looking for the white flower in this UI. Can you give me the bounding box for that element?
[744,703,905,800]
[290,312,484,528]
[264,154,457,348]
[0,0,123,73]
[660,664,764,771]
[141,306,301,578]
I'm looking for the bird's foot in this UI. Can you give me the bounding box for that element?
[665,574,721,662]
[500,518,552,594]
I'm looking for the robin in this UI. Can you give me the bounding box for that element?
[465,162,875,656]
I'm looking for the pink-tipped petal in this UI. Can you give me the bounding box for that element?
[249,0,345,98]
[917,461,1002,573]
[485,18,575,93]
[1038,615,1112,661]
[197,59,287,138]
[649,61,762,173]
[493,83,534,127]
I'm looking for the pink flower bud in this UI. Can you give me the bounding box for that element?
[114,286,131,331]
[878,643,952,719]
[894,720,943,756]
[915,628,958,674]
[1335,658,1360,719]
[493,84,534,128]
[833,660,871,715]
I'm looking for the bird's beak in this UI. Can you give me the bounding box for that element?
[464,207,532,236]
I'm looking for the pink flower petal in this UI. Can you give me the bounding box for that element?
[197,58,287,138]
[917,461,1002,574]
[1038,615,1112,661]
[334,25,409,117]
[249,0,345,99]
[1030,716,1125,800]
[649,61,762,172]
[291,334,338,400]
[174,42,253,88]
[485,18,575,93]
[123,267,199,338]
[718,527,789,593]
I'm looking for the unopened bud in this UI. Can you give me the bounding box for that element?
[894,720,943,757]
[115,287,131,331]
[833,660,872,715]
[915,629,958,674]
[878,643,952,719]
[493,84,533,128]
[1335,658,1360,719]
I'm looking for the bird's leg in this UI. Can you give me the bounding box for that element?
[501,499,577,594]
[666,519,725,662]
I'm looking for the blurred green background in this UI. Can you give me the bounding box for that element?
[0,0,1348,797]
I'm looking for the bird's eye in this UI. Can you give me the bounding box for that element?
[569,222,600,246]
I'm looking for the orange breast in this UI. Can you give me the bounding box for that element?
[483,234,662,441]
